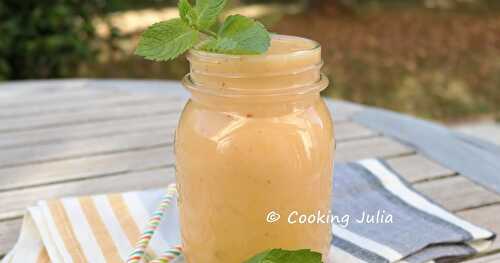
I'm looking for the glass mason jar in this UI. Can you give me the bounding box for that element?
[175,35,334,263]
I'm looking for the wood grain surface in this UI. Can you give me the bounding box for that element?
[0,80,498,261]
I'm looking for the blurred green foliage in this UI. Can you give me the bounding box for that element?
[0,0,278,81]
[0,1,113,80]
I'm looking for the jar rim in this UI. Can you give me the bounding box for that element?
[187,34,321,62]
[182,73,329,98]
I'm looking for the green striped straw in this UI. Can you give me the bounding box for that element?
[127,184,182,263]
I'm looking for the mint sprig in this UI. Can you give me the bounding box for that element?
[135,19,198,61]
[135,0,271,61]
[245,249,323,263]
[200,15,270,55]
[178,0,197,26]
[194,0,227,30]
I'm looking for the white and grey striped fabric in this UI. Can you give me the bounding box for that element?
[328,159,494,263]
[4,159,494,263]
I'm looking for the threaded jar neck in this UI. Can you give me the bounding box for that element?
[183,35,328,98]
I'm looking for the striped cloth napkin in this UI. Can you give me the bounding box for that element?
[2,159,495,263]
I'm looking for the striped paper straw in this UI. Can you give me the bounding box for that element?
[150,245,183,263]
[127,184,181,263]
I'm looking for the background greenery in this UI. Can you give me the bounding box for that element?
[1,0,499,122]
[0,1,108,79]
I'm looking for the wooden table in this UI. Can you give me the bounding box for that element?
[0,80,499,262]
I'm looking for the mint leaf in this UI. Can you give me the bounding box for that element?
[245,249,322,263]
[135,18,198,61]
[135,1,272,60]
[195,0,227,30]
[178,0,197,26]
[200,15,271,54]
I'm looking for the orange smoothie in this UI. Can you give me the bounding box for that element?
[175,35,334,262]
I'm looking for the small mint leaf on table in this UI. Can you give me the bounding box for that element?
[135,18,198,61]
[245,249,323,263]
[178,0,197,26]
[200,14,271,55]
[195,0,228,30]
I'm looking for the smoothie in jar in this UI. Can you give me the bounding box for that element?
[175,35,334,262]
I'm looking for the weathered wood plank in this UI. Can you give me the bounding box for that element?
[414,176,500,212]
[72,80,185,94]
[0,79,88,91]
[0,86,69,101]
[0,168,175,220]
[0,111,362,150]
[386,154,456,183]
[0,93,181,119]
[353,106,500,196]
[0,147,174,191]
[335,122,377,141]
[0,129,175,169]
[458,204,500,254]
[326,99,364,122]
[0,97,353,134]
[0,101,184,133]
[336,137,414,162]
[0,219,22,256]
[0,88,119,109]
[0,80,89,98]
[0,137,415,252]
[0,118,376,167]
[0,134,404,172]
[0,114,179,149]
[0,121,377,191]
